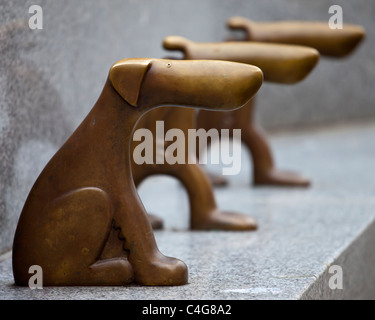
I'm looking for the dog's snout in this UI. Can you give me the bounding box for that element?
[212,62,263,110]
[141,59,263,111]
[230,63,263,108]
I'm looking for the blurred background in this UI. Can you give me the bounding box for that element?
[0,0,374,256]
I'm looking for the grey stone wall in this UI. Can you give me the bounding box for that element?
[0,0,374,255]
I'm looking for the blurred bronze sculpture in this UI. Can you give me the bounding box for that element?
[12,58,263,286]
[226,17,365,58]
[198,17,364,187]
[132,106,259,231]
[164,36,320,187]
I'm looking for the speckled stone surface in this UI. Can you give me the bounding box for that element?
[1,121,375,300]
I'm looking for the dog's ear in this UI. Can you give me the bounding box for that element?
[163,36,191,52]
[110,59,152,107]
[227,17,251,29]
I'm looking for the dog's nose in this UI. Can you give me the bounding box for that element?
[141,59,263,111]
[199,60,263,110]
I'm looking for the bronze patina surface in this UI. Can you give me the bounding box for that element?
[227,17,365,57]
[218,18,365,186]
[12,58,262,286]
[163,36,319,187]
[132,106,259,231]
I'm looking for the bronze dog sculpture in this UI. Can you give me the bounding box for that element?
[226,17,365,57]
[163,36,320,187]
[12,58,263,286]
[195,18,365,187]
[132,106,259,231]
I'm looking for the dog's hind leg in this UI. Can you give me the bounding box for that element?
[13,187,134,286]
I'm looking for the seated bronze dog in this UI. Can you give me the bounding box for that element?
[12,58,263,286]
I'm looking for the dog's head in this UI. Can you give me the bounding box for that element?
[227,16,365,58]
[109,58,263,110]
[163,36,320,84]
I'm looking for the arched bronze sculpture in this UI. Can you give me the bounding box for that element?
[197,18,365,187]
[132,106,259,231]
[12,58,263,286]
[163,36,320,187]
[194,18,364,187]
